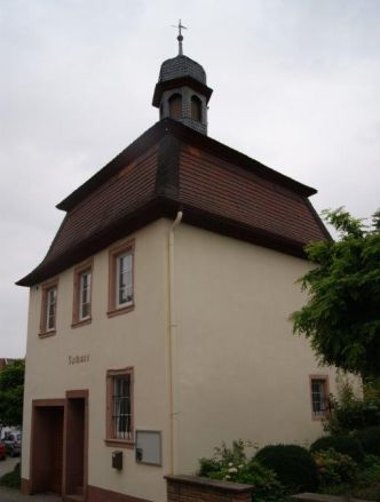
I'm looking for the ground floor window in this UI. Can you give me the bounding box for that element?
[106,368,134,446]
[310,375,329,419]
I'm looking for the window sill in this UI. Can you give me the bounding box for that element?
[104,438,135,449]
[38,330,56,338]
[312,413,329,421]
[71,318,92,329]
[107,304,134,318]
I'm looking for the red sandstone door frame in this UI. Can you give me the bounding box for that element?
[63,390,89,501]
[28,391,89,500]
[29,399,66,495]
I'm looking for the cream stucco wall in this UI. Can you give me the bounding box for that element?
[22,219,171,502]
[23,217,343,501]
[172,224,339,473]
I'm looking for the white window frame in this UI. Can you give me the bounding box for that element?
[79,269,92,321]
[310,376,329,419]
[115,252,133,309]
[46,286,57,332]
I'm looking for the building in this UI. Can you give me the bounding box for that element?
[18,32,337,502]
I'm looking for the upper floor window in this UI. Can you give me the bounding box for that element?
[40,279,58,336]
[72,259,93,326]
[108,240,135,317]
[191,95,202,122]
[310,376,330,419]
[168,93,182,120]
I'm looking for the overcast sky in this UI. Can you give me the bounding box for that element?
[1,0,379,357]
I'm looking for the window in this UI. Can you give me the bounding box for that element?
[108,240,134,317]
[40,279,58,335]
[191,95,202,122]
[106,368,134,447]
[310,376,330,419]
[72,259,93,326]
[168,93,182,119]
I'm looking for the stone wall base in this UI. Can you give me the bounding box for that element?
[166,475,253,502]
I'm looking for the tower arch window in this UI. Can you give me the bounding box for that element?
[168,93,182,119]
[191,95,202,122]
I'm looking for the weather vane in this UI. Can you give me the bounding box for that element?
[171,19,187,55]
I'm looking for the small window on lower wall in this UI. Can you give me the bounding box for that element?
[135,430,162,466]
[310,375,330,420]
[106,368,134,448]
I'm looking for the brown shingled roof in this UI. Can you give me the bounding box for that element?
[17,119,330,287]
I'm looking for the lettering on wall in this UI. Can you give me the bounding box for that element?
[68,354,90,365]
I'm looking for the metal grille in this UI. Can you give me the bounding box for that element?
[112,375,132,440]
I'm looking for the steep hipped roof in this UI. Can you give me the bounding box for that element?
[17,119,330,287]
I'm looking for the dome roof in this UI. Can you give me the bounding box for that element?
[159,55,206,84]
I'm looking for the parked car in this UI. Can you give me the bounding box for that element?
[0,442,6,460]
[3,432,22,457]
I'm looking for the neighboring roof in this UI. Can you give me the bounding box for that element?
[17,119,330,287]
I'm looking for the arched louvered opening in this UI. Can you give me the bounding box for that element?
[159,102,164,119]
[169,94,182,120]
[191,95,202,122]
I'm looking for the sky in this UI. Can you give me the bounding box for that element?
[1,0,379,357]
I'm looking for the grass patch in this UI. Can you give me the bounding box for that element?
[0,461,21,489]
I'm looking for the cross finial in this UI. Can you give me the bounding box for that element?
[171,19,187,55]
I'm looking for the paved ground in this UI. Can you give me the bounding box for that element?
[0,487,61,502]
[0,459,18,479]
[0,458,60,502]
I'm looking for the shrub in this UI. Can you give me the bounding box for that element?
[310,435,365,463]
[198,440,286,502]
[354,426,380,457]
[324,381,380,435]
[255,444,318,494]
[0,462,21,488]
[313,448,358,488]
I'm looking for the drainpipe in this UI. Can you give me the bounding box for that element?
[168,210,183,474]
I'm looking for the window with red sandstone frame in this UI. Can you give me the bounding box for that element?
[40,279,58,335]
[310,376,330,419]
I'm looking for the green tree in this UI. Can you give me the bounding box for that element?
[292,208,380,380]
[0,360,25,427]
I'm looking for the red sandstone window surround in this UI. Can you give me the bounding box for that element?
[39,278,59,336]
[72,259,93,327]
[105,367,134,448]
[107,239,135,317]
[310,375,330,420]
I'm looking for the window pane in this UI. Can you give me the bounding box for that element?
[79,270,91,320]
[311,379,327,416]
[112,374,132,440]
[116,253,133,307]
[46,287,57,331]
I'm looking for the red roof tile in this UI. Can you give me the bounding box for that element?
[17,119,330,286]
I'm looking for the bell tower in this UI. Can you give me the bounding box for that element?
[152,21,213,135]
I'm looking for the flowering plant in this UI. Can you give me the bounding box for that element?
[198,440,285,502]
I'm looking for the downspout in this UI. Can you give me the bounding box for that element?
[167,210,183,474]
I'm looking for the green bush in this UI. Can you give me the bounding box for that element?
[313,448,358,488]
[255,444,319,494]
[310,435,365,463]
[0,462,21,488]
[198,440,286,502]
[324,382,380,435]
[354,426,380,457]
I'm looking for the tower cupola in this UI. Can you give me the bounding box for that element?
[152,21,213,135]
